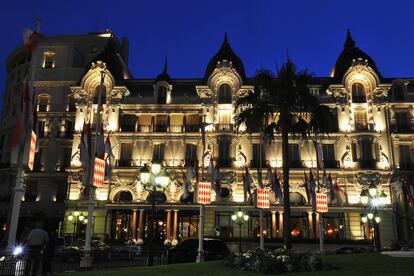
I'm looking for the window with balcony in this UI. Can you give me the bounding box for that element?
[154,115,168,132]
[251,143,266,168]
[218,135,231,167]
[138,115,152,132]
[185,114,200,132]
[119,114,137,132]
[157,86,167,104]
[322,144,337,168]
[218,83,232,104]
[24,180,38,202]
[354,110,368,131]
[43,51,55,68]
[395,111,411,132]
[119,143,132,167]
[360,139,375,169]
[152,144,165,162]
[218,110,232,131]
[288,144,301,168]
[185,144,198,166]
[169,114,183,132]
[399,145,412,170]
[351,83,366,103]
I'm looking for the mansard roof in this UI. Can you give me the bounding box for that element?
[204,33,246,80]
[331,30,380,81]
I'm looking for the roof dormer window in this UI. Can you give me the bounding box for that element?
[157,86,167,104]
[351,83,366,103]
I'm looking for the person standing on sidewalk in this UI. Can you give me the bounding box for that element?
[25,221,49,276]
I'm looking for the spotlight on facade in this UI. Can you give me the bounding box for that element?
[360,190,369,205]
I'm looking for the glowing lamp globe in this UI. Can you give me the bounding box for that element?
[368,184,377,197]
[367,213,374,220]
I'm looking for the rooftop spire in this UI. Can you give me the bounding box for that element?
[163,55,168,73]
[344,29,356,48]
[221,32,231,49]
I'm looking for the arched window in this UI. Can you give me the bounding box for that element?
[218,84,232,104]
[157,86,167,104]
[351,83,366,103]
[114,191,133,203]
[289,192,306,205]
[93,85,106,104]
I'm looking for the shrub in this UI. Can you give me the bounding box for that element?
[225,246,323,274]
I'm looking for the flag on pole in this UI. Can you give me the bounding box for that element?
[96,125,105,159]
[333,177,347,206]
[309,170,317,212]
[197,181,211,205]
[104,133,115,180]
[181,164,195,200]
[257,168,264,188]
[256,188,270,209]
[208,159,220,196]
[93,157,105,187]
[243,167,253,203]
[326,172,335,202]
[316,193,328,213]
[80,122,92,172]
[272,169,283,201]
[27,131,37,171]
[304,171,311,203]
[314,141,324,170]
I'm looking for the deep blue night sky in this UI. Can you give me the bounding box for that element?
[1,0,414,94]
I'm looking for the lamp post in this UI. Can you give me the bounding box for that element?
[140,162,170,266]
[67,211,87,243]
[231,210,249,252]
[360,185,387,251]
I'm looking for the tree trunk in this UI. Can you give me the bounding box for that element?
[281,109,292,249]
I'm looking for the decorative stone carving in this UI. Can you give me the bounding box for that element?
[237,87,254,98]
[356,172,381,186]
[196,86,214,98]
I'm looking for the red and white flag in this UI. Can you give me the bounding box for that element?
[197,181,211,205]
[93,157,105,187]
[257,188,270,209]
[27,131,37,171]
[316,193,328,213]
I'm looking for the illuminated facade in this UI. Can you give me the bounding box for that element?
[1,30,413,247]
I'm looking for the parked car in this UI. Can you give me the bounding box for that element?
[167,238,229,264]
[57,239,110,262]
[109,241,142,260]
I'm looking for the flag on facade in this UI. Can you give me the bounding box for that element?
[272,170,283,201]
[325,172,335,202]
[96,125,105,159]
[257,187,270,209]
[316,193,328,213]
[257,168,264,188]
[80,122,92,171]
[208,159,220,196]
[333,177,347,206]
[314,141,324,170]
[309,170,317,212]
[93,157,105,187]
[243,167,253,203]
[197,181,211,205]
[27,131,37,171]
[104,133,115,180]
[266,163,275,187]
[23,28,42,51]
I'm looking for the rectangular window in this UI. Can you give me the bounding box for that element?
[309,87,319,96]
[38,121,46,138]
[218,110,231,131]
[322,144,336,168]
[354,110,368,131]
[185,114,200,132]
[215,211,234,238]
[64,120,74,138]
[252,143,266,168]
[152,144,165,162]
[43,51,55,68]
[185,144,198,165]
[34,149,43,171]
[218,136,231,167]
[119,114,137,132]
[399,145,412,170]
[119,143,132,166]
[25,180,38,202]
[288,144,301,168]
[155,115,168,132]
[56,180,68,202]
[61,148,72,170]
[351,142,358,162]
[360,139,374,168]
[395,112,411,132]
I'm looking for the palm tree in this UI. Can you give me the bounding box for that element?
[235,60,336,249]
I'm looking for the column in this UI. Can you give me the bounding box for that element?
[137,209,145,244]
[165,210,172,243]
[271,211,277,239]
[132,209,137,241]
[278,211,284,237]
[172,210,179,245]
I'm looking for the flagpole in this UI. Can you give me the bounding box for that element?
[259,133,264,250]
[7,43,39,247]
[315,140,324,255]
[197,113,207,263]
[81,70,105,269]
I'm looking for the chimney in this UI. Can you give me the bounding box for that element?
[121,37,129,65]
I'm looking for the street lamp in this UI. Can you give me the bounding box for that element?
[360,185,387,251]
[140,162,170,266]
[67,211,85,243]
[231,209,249,252]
